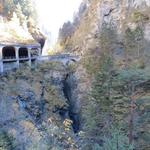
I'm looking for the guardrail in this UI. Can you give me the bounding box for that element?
[0,54,80,73]
[2,54,79,62]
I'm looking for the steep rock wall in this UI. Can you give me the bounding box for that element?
[62,0,150,65]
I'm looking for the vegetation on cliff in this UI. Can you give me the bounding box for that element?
[0,0,45,47]
[0,0,36,22]
[0,0,150,149]
[0,62,80,149]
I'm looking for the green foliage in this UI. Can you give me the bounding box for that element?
[81,55,101,75]
[84,55,114,137]
[112,68,150,97]
[100,24,117,56]
[111,68,150,147]
[99,127,134,150]
[81,25,117,76]
[81,26,118,118]
[2,0,37,22]
[119,68,149,80]
[66,61,78,73]
[0,130,15,150]
[81,22,150,147]
[92,143,101,150]
[15,4,26,25]
[83,53,150,147]
[112,68,150,116]
[37,62,65,72]
[91,55,113,112]
[124,26,144,58]
[131,11,149,23]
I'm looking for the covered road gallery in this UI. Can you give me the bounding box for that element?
[0,43,41,72]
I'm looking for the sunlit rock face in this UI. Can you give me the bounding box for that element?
[60,0,150,55]
[97,0,150,65]
[98,0,150,31]
[27,19,46,49]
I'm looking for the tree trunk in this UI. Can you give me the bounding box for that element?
[129,96,135,144]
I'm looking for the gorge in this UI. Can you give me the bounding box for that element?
[0,0,150,150]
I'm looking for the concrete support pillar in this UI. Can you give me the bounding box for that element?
[15,47,19,68]
[38,48,41,57]
[28,48,31,66]
[0,46,3,73]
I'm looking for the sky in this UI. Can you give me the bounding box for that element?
[35,0,82,54]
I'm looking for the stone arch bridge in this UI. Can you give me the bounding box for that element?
[38,54,80,65]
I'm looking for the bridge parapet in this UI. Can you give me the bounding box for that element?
[38,54,80,65]
[0,52,80,73]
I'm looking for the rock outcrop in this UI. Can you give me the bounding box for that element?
[0,62,80,149]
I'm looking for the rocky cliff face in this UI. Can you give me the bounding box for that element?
[61,0,150,65]
[58,0,150,149]
[0,62,81,150]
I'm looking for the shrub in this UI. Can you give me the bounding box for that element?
[0,130,15,150]
[84,55,114,138]
[131,11,149,23]
[99,127,134,150]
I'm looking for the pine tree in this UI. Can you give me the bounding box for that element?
[91,55,113,112]
[112,68,150,144]
[99,127,134,150]
[15,4,26,25]
[84,55,114,138]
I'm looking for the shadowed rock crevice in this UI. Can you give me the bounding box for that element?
[63,73,80,133]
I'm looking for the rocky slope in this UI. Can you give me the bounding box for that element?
[0,62,81,150]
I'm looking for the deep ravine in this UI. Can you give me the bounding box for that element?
[63,73,80,133]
